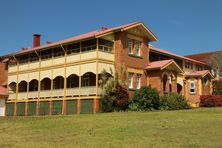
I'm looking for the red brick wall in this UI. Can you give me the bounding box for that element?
[202,79,211,95]
[114,32,149,89]
[0,62,8,86]
[148,70,162,93]
[148,70,178,94]
[184,78,200,106]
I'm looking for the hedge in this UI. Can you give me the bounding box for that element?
[200,95,222,107]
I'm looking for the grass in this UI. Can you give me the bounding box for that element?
[0,108,222,148]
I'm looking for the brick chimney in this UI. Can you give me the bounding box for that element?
[33,34,41,48]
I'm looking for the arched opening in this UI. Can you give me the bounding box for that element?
[41,78,51,90]
[29,79,38,91]
[9,82,16,93]
[18,81,27,92]
[67,74,79,88]
[163,74,168,93]
[53,76,64,89]
[81,72,96,87]
[177,83,182,94]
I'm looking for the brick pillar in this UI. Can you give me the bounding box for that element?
[63,100,66,115]
[94,98,100,113]
[77,99,81,114]
[49,101,52,115]
[25,101,28,116]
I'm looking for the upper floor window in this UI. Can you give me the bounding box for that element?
[196,65,202,71]
[136,74,141,89]
[30,53,38,62]
[128,73,133,89]
[82,74,90,87]
[190,81,195,94]
[185,62,193,69]
[54,47,64,57]
[19,54,29,64]
[99,39,114,53]
[67,42,80,55]
[135,41,141,56]
[128,39,133,54]
[82,39,96,52]
[41,49,53,60]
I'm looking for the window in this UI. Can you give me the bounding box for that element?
[98,39,114,53]
[190,81,195,94]
[128,73,133,89]
[196,65,202,71]
[128,39,133,54]
[135,41,141,56]
[54,47,64,57]
[185,62,193,69]
[34,81,38,91]
[82,74,90,87]
[67,43,80,55]
[203,77,209,85]
[136,74,141,89]
[82,39,96,53]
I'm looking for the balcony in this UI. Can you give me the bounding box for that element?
[8,86,99,100]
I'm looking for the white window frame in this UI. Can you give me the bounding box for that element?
[136,74,141,89]
[190,81,195,94]
[128,39,133,54]
[135,41,141,56]
[82,74,90,87]
[128,73,133,89]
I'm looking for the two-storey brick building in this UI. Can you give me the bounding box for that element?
[0,21,213,116]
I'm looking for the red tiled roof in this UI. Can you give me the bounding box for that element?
[2,21,157,58]
[185,50,222,62]
[146,59,173,70]
[0,86,8,96]
[184,70,212,78]
[150,45,208,65]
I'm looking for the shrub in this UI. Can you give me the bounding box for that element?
[129,86,160,111]
[200,95,222,107]
[160,93,190,110]
[112,85,129,111]
[100,68,129,112]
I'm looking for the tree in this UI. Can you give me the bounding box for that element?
[99,66,129,112]
[207,52,222,78]
[207,52,222,94]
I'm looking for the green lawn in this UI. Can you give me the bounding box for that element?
[0,108,222,148]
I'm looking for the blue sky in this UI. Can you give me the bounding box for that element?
[0,0,221,56]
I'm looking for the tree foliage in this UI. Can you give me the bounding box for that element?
[99,66,129,112]
[129,86,160,111]
[160,93,190,110]
[207,52,222,78]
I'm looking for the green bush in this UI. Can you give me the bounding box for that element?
[100,68,129,112]
[129,86,160,111]
[160,93,190,110]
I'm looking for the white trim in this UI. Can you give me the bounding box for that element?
[128,73,133,89]
[190,80,196,94]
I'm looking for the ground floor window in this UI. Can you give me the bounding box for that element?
[128,73,133,89]
[190,81,195,94]
[136,74,141,89]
